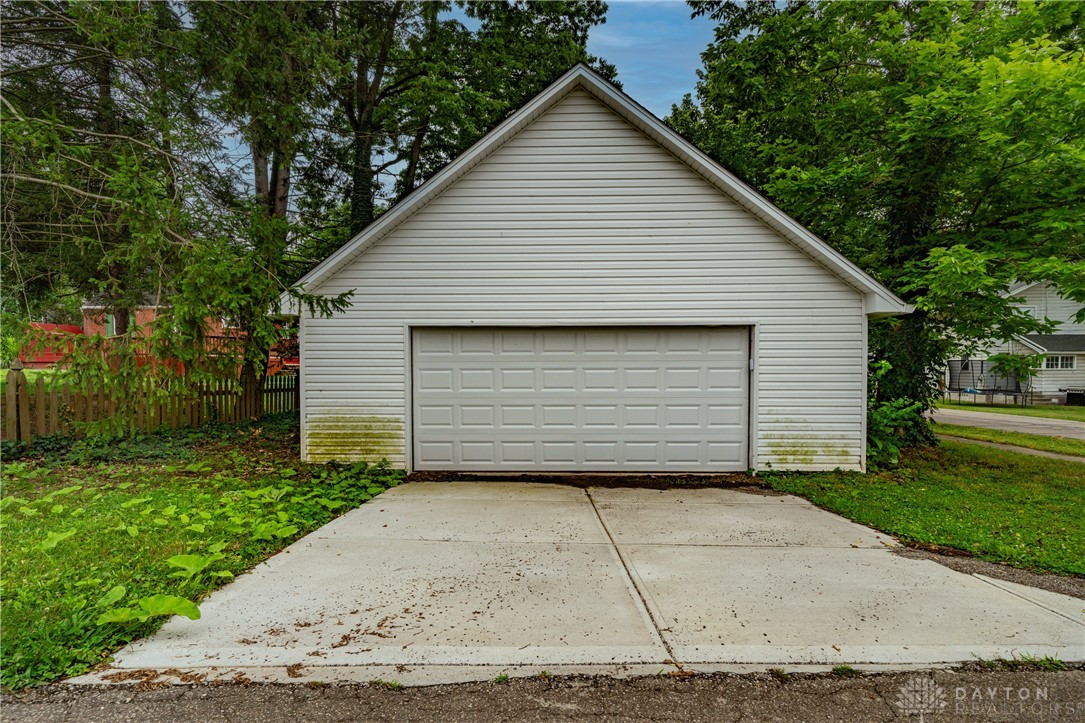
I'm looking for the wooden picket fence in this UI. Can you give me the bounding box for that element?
[1,362,299,446]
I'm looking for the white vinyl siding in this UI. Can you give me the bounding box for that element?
[1034,359,1085,395]
[301,88,867,471]
[1016,284,1085,333]
[981,284,1085,395]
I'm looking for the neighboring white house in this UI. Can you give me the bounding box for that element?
[946,282,1085,401]
[284,65,909,473]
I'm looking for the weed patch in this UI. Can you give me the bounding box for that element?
[976,654,1068,672]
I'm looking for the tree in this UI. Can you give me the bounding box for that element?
[672,0,1085,434]
[1,1,347,426]
[1,1,206,336]
[294,0,614,266]
[185,1,344,412]
[1,1,611,427]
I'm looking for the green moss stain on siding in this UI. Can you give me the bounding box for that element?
[306,415,404,463]
[764,439,857,469]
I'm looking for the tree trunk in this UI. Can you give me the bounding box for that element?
[345,1,401,236]
[113,308,130,337]
[400,121,429,197]
[349,126,375,235]
[270,151,290,219]
[95,59,135,346]
[400,4,438,197]
[254,149,270,214]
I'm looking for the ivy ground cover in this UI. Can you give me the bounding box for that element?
[0,413,404,690]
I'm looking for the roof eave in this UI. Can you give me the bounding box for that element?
[1012,334,1047,353]
[866,294,913,318]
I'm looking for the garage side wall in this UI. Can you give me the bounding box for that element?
[302,89,867,472]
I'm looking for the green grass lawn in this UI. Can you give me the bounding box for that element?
[936,423,1085,457]
[0,414,404,690]
[768,441,1085,576]
[938,400,1085,423]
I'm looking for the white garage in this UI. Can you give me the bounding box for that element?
[286,65,909,473]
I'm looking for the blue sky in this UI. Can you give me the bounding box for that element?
[588,0,717,117]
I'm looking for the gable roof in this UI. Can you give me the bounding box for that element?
[286,64,910,317]
[1021,334,1085,354]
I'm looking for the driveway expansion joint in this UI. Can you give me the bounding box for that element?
[584,488,678,665]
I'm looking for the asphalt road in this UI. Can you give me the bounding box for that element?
[932,408,1085,440]
[5,671,1085,722]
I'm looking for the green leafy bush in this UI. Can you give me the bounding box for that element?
[867,360,926,468]
[868,398,925,468]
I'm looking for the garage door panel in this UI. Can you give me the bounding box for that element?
[461,442,495,463]
[412,327,748,471]
[624,405,659,427]
[542,368,577,390]
[584,368,620,389]
[417,369,453,391]
[460,406,494,427]
[459,369,494,390]
[500,368,535,390]
[542,441,577,462]
[418,406,454,428]
[707,367,746,390]
[417,441,454,464]
[500,405,535,427]
[662,442,701,463]
[665,405,702,428]
[625,441,661,464]
[584,441,620,462]
[499,441,535,463]
[542,405,577,427]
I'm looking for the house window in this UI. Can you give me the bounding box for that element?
[1044,355,1076,370]
[105,313,114,336]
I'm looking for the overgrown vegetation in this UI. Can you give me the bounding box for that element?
[768,441,1085,575]
[670,0,1085,440]
[936,424,1085,458]
[866,360,926,468]
[0,413,404,690]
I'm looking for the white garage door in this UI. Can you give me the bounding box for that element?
[411,327,749,471]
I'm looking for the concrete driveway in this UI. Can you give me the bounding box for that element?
[78,482,1084,685]
[933,408,1085,439]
